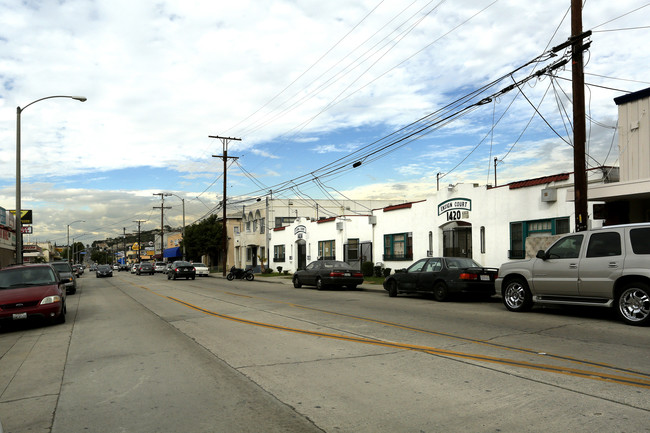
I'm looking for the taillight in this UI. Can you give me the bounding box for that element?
[459,273,478,280]
[330,272,344,277]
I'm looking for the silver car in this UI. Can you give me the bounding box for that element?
[496,223,650,326]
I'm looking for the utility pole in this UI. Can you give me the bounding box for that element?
[210,135,241,276]
[153,193,171,261]
[571,0,588,232]
[133,220,145,262]
[123,227,126,265]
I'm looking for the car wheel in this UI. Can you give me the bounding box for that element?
[167,274,171,280]
[502,277,533,312]
[433,282,449,302]
[348,284,357,290]
[192,276,196,280]
[616,282,650,326]
[388,280,398,297]
[293,277,302,288]
[316,277,324,291]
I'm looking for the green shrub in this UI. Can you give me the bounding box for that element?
[361,261,374,277]
[382,268,392,277]
[373,266,383,277]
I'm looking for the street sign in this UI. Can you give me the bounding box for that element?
[21,226,33,234]
[9,210,33,224]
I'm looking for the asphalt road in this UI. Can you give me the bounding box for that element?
[1,270,649,432]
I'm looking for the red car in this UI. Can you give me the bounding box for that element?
[0,264,68,325]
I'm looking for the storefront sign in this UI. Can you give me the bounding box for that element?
[438,198,471,215]
[294,225,307,239]
[438,198,471,221]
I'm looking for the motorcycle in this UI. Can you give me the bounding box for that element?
[226,266,255,281]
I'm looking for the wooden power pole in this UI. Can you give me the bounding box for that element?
[571,0,588,232]
[210,135,240,276]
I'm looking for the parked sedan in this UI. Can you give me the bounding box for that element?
[167,261,196,280]
[50,261,77,295]
[130,264,139,274]
[292,260,364,290]
[383,257,498,301]
[0,264,67,325]
[96,264,113,278]
[192,262,209,277]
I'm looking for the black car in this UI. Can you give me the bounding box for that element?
[50,261,77,294]
[137,262,154,275]
[383,257,498,301]
[292,260,364,290]
[96,264,113,278]
[167,261,196,280]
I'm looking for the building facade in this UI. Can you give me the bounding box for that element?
[268,172,609,273]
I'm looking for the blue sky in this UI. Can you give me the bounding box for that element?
[1,0,649,245]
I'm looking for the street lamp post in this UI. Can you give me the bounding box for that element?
[16,95,87,265]
[164,193,186,261]
[67,220,85,263]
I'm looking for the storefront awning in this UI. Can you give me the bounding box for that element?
[163,246,181,258]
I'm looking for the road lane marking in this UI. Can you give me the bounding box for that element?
[129,282,650,389]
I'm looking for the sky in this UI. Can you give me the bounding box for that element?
[1,0,649,247]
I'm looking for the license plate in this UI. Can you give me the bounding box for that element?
[13,313,27,320]
[480,275,490,281]
[344,272,351,276]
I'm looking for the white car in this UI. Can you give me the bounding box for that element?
[130,264,139,274]
[192,262,209,277]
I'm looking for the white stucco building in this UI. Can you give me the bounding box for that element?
[268,170,610,273]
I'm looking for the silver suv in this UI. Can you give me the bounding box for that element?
[496,223,650,326]
[50,261,77,295]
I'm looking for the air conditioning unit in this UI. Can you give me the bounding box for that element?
[336,222,344,230]
[541,188,557,202]
[368,215,377,225]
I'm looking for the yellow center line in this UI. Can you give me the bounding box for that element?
[131,282,650,388]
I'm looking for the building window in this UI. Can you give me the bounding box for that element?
[252,220,258,232]
[383,233,413,261]
[318,240,335,260]
[273,245,285,262]
[347,239,359,261]
[275,216,297,228]
[233,226,240,235]
[245,221,251,232]
[246,247,252,261]
[260,218,265,234]
[509,217,571,259]
[480,226,486,254]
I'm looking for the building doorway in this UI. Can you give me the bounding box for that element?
[296,240,307,270]
[442,222,472,258]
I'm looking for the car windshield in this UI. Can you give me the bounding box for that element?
[321,261,351,269]
[193,263,206,267]
[97,265,110,270]
[0,267,56,289]
[174,261,191,267]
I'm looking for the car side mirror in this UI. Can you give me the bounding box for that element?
[536,250,547,260]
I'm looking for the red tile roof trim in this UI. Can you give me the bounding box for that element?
[383,203,413,212]
[508,173,570,189]
[273,226,286,231]
[317,217,337,223]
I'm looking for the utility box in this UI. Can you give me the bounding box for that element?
[541,188,557,202]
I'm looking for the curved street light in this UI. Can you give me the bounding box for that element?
[15,95,87,265]
[67,220,85,263]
